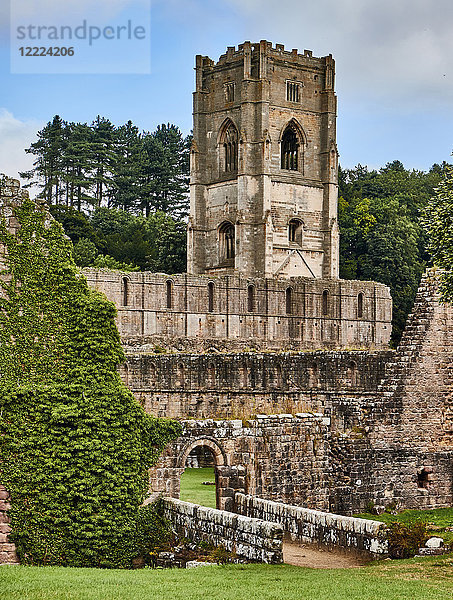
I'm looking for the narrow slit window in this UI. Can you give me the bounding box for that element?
[358,293,364,318]
[208,282,214,313]
[122,277,129,306]
[247,285,255,312]
[348,362,357,387]
[286,287,292,315]
[322,290,329,316]
[166,280,173,309]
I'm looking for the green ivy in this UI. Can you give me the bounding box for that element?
[0,195,181,567]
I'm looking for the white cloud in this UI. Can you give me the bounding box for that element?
[223,0,453,110]
[0,109,43,189]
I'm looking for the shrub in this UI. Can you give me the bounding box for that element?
[0,197,181,567]
[134,501,173,564]
[386,520,428,559]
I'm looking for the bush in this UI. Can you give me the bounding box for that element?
[134,502,173,564]
[386,520,428,559]
[0,197,181,567]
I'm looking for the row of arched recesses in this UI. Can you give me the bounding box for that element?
[148,360,360,390]
[121,277,365,318]
[322,290,364,318]
[218,118,306,175]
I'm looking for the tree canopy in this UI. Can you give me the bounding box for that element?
[422,161,453,300]
[339,160,445,344]
[20,116,191,219]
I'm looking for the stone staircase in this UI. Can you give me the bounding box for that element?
[379,272,437,398]
[0,485,19,565]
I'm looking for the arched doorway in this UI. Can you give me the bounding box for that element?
[178,439,226,509]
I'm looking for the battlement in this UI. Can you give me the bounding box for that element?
[198,40,332,73]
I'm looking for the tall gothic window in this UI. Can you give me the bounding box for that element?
[281,125,299,170]
[322,290,329,316]
[219,221,235,263]
[358,293,364,318]
[220,121,238,173]
[286,287,293,315]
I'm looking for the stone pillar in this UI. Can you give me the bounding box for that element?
[216,465,246,512]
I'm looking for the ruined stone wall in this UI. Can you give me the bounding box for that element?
[84,269,392,351]
[363,272,453,511]
[0,485,19,565]
[124,350,391,420]
[150,415,330,511]
[234,494,388,559]
[162,497,283,564]
[326,272,453,514]
[147,272,453,515]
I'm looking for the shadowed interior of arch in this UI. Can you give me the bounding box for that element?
[179,445,217,508]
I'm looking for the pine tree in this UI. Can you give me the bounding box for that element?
[139,124,190,218]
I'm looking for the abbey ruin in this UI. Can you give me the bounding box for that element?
[1,43,452,563]
[87,41,453,516]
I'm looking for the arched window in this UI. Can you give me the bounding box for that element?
[281,125,299,170]
[286,287,293,315]
[347,361,357,387]
[308,362,318,388]
[208,282,214,313]
[166,280,173,309]
[219,221,235,263]
[219,120,238,173]
[358,293,364,318]
[175,363,185,388]
[322,290,329,316]
[207,363,216,388]
[247,285,255,312]
[288,219,303,245]
[122,277,129,306]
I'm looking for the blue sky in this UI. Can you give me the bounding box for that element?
[1,0,452,181]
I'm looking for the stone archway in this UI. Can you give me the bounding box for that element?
[149,434,246,512]
[178,438,227,509]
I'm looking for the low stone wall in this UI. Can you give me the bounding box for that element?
[234,494,388,559]
[162,497,283,564]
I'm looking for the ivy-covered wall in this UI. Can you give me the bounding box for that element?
[0,175,181,567]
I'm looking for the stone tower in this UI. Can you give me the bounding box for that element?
[187,41,339,280]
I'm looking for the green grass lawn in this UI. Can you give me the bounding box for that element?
[1,555,453,600]
[355,507,453,544]
[179,467,216,508]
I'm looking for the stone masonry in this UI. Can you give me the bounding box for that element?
[0,485,19,565]
[188,42,339,280]
[84,269,392,352]
[234,494,388,559]
[162,497,283,564]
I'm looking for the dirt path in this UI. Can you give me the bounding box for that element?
[283,541,367,569]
